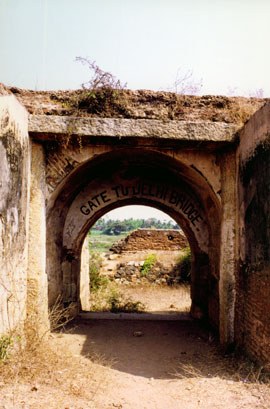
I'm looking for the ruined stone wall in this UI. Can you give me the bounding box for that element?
[0,88,30,334]
[2,82,269,362]
[236,102,270,362]
[11,86,266,124]
[110,229,188,253]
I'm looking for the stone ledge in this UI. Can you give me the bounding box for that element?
[29,115,240,142]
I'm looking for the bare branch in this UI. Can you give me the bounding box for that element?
[170,68,203,95]
[75,57,126,90]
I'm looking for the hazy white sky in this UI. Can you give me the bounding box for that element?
[1,0,270,96]
[104,205,174,222]
[1,0,269,221]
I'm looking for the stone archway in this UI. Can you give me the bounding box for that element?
[46,148,221,330]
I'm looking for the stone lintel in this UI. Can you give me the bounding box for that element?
[29,115,240,142]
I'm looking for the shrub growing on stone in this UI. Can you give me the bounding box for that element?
[73,57,128,116]
[141,253,157,276]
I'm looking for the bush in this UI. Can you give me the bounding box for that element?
[107,288,145,313]
[176,246,191,282]
[141,253,157,276]
[73,57,128,116]
[89,251,108,292]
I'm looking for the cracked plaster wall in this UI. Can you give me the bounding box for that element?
[0,94,30,334]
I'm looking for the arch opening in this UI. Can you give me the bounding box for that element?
[46,148,221,330]
[80,204,192,316]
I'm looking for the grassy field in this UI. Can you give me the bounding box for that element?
[89,231,127,252]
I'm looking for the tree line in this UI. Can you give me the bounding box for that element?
[92,217,180,235]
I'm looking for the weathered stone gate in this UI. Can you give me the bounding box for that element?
[1,85,270,363]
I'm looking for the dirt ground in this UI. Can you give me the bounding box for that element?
[1,258,270,409]
[1,307,270,408]
[118,283,191,313]
[0,252,269,408]
[0,250,270,409]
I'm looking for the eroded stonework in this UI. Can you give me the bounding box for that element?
[1,84,270,364]
[110,229,188,253]
[0,93,30,335]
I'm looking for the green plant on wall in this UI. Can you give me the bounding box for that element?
[141,253,157,276]
[0,334,13,360]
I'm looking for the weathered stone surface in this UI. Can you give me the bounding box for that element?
[0,83,12,96]
[236,101,270,363]
[239,101,270,165]
[219,150,237,345]
[10,87,266,124]
[26,142,49,337]
[63,172,210,253]
[0,94,30,334]
[80,235,90,311]
[2,85,270,364]
[29,115,239,142]
[110,229,188,253]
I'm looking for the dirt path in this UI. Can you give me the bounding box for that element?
[63,317,270,409]
[2,316,269,409]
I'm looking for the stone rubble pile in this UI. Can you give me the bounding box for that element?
[110,260,187,286]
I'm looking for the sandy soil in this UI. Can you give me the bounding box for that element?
[120,283,191,313]
[1,313,270,409]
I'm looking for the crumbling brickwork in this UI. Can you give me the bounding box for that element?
[110,229,188,253]
[236,102,270,363]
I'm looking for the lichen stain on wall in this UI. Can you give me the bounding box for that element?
[0,95,30,334]
[236,102,270,363]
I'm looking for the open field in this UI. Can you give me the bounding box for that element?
[89,231,127,252]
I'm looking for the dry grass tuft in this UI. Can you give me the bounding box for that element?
[0,295,111,407]
[0,335,110,407]
[0,317,112,409]
[171,340,270,385]
[48,295,76,332]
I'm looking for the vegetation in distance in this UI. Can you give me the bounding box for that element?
[92,217,180,236]
[88,217,181,252]
[89,231,126,253]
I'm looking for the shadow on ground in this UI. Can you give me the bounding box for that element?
[66,315,233,380]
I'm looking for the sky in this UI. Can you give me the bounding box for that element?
[103,205,174,222]
[1,0,270,96]
[1,0,270,220]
